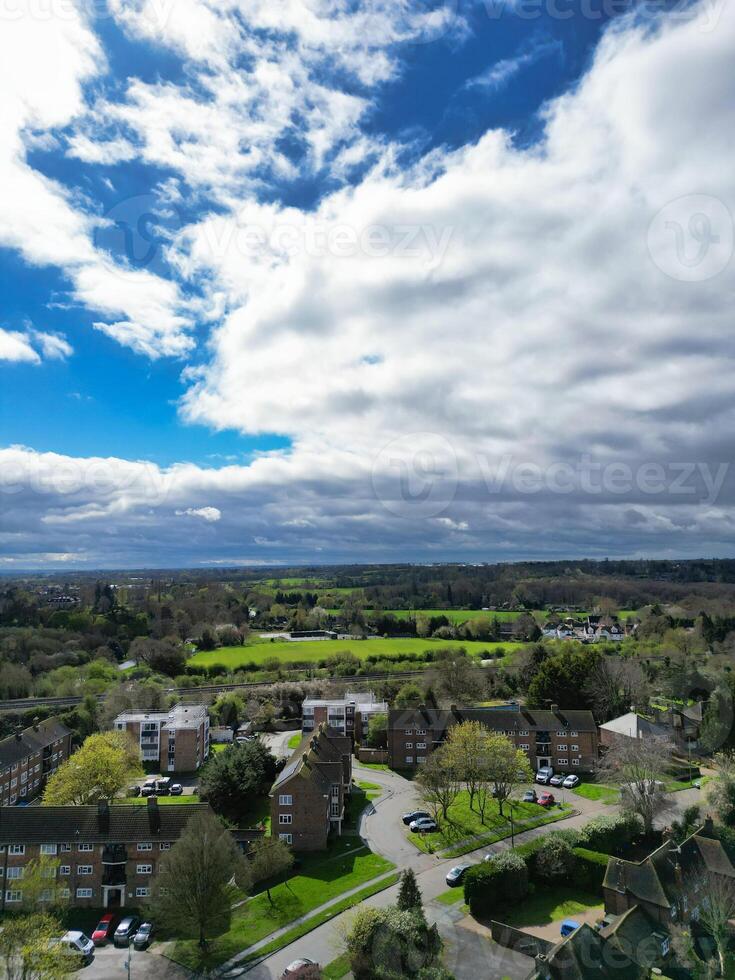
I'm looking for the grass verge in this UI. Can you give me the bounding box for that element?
[439,804,575,858]
[502,885,602,928]
[322,953,352,979]
[288,732,303,750]
[434,888,466,906]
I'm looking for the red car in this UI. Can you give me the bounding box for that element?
[91,914,115,946]
[538,791,555,807]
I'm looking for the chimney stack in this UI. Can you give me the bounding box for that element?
[551,704,559,714]
[32,717,39,732]
[147,795,161,832]
[97,800,110,833]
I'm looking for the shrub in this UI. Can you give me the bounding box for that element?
[533,837,577,882]
[464,850,528,918]
[576,813,642,854]
[571,847,609,890]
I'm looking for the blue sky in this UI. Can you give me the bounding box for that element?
[1,0,733,567]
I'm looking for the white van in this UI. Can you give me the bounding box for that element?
[53,931,95,965]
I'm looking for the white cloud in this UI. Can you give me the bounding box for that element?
[467,36,562,91]
[32,331,73,361]
[176,506,222,522]
[0,329,40,364]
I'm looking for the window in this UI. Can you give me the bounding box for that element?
[76,888,93,899]
[670,905,677,920]
[7,868,23,880]
[40,844,58,855]
[279,814,293,825]
[279,833,293,844]
[59,888,71,899]
[77,866,93,875]
[557,744,567,752]
[9,844,24,856]
[557,758,568,766]
[60,843,71,852]
[40,889,54,902]
[330,802,341,816]
[405,742,413,749]
[5,890,22,903]
[279,795,293,806]
[10,779,17,788]
[519,743,530,751]
[137,843,153,851]
[569,731,578,737]
[78,843,93,852]
[572,759,580,766]
[20,773,27,784]
[416,742,427,749]
[405,756,414,765]
[571,744,579,751]
[518,730,529,737]
[404,730,413,735]
[416,756,426,764]
[60,866,71,876]
[136,887,151,898]
[159,843,171,851]
[136,865,153,875]
[417,729,426,735]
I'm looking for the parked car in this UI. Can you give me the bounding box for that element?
[410,817,438,833]
[91,914,115,946]
[446,864,471,887]
[522,789,538,803]
[52,931,95,966]
[538,791,555,807]
[133,922,154,950]
[113,917,141,947]
[141,780,157,797]
[535,767,554,784]
[563,774,580,789]
[127,784,141,797]
[155,777,171,795]
[402,809,431,826]
[561,919,581,937]
[169,783,183,796]
[281,958,321,978]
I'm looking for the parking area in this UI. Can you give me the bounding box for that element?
[83,944,188,979]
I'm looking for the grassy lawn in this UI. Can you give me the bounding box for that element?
[434,888,466,906]
[211,742,229,753]
[573,783,620,805]
[356,761,390,772]
[119,794,202,805]
[189,638,525,669]
[502,885,603,929]
[407,791,573,856]
[169,837,394,972]
[288,732,303,750]
[323,953,352,979]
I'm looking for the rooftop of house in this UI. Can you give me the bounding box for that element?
[388,705,597,734]
[603,821,735,910]
[535,923,640,980]
[0,800,211,843]
[600,906,670,969]
[114,702,208,730]
[271,724,351,792]
[598,712,667,739]
[303,691,388,710]
[0,717,72,772]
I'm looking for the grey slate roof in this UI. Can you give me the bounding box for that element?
[0,802,211,843]
[389,706,597,734]
[0,718,71,771]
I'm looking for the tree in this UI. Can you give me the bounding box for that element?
[669,804,701,844]
[0,913,70,980]
[415,744,460,820]
[533,837,576,881]
[344,906,445,980]
[128,636,186,677]
[699,683,734,754]
[394,682,424,707]
[706,751,735,826]
[199,740,277,822]
[584,657,649,722]
[211,692,246,731]
[443,721,486,811]
[431,648,480,702]
[691,871,735,976]
[526,646,602,710]
[149,810,252,949]
[464,851,528,918]
[249,837,295,904]
[43,731,142,805]
[397,868,424,916]
[599,734,673,834]
[481,733,532,818]
[366,712,388,749]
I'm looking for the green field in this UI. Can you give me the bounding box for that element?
[189,637,525,669]
[326,608,639,623]
[503,885,602,928]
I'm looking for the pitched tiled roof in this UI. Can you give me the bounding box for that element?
[599,713,666,739]
[600,906,668,969]
[0,802,211,843]
[271,725,350,791]
[541,924,640,980]
[389,706,597,734]
[0,718,71,771]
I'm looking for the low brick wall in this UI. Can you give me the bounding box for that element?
[357,748,388,764]
[491,921,554,958]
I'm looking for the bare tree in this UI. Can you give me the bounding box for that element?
[584,657,649,721]
[689,871,735,976]
[599,734,673,834]
[415,744,460,820]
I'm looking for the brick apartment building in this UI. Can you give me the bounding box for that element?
[302,691,388,742]
[0,798,210,910]
[113,703,209,773]
[603,820,734,928]
[0,718,72,806]
[387,705,598,773]
[270,725,352,851]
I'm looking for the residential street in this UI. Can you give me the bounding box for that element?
[229,767,704,979]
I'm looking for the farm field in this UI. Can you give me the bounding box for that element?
[189,637,525,669]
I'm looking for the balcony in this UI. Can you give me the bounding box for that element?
[102,867,127,887]
[102,844,128,864]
